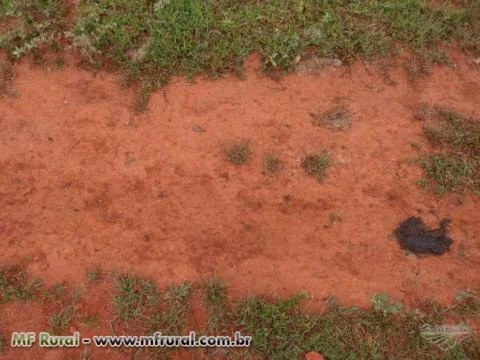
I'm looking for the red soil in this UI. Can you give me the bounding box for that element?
[0,52,479,323]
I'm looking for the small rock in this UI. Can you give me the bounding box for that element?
[296,54,343,74]
[305,351,324,360]
[332,58,343,67]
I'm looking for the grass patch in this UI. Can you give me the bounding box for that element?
[225,142,251,166]
[1,1,479,109]
[417,106,479,195]
[1,271,477,358]
[0,265,42,303]
[0,0,66,60]
[234,293,480,359]
[45,282,67,302]
[420,154,478,195]
[203,279,228,333]
[264,153,283,174]
[302,152,331,182]
[113,274,161,321]
[204,279,227,308]
[49,306,74,335]
[452,291,480,317]
[86,265,103,286]
[149,282,192,335]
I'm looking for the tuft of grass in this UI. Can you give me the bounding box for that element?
[49,306,74,335]
[86,266,103,286]
[236,294,309,358]
[418,106,479,195]
[203,279,228,333]
[420,154,478,195]
[302,152,331,182]
[452,291,480,317]
[264,153,282,174]
[225,142,251,166]
[45,282,67,302]
[54,57,65,70]
[371,293,404,316]
[204,279,227,308]
[113,274,160,321]
[149,282,192,335]
[0,265,42,303]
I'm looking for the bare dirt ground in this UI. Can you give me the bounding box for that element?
[0,51,479,325]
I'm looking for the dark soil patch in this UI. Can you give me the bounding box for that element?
[395,217,453,255]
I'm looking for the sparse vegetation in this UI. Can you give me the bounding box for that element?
[225,142,251,166]
[311,106,352,131]
[149,282,192,335]
[203,279,228,333]
[0,265,41,303]
[302,152,331,182]
[49,306,74,335]
[45,282,67,302]
[86,265,103,286]
[0,269,477,358]
[113,274,160,321]
[417,106,479,195]
[204,279,227,308]
[264,153,282,174]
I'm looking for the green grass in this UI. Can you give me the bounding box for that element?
[149,282,192,335]
[203,279,228,333]
[45,282,67,302]
[1,1,480,109]
[420,155,478,195]
[49,306,74,335]
[0,269,479,359]
[417,106,479,195]
[225,142,251,166]
[113,274,161,321]
[204,279,227,308]
[0,265,42,303]
[86,266,103,286]
[302,152,331,182]
[0,0,66,61]
[227,291,479,359]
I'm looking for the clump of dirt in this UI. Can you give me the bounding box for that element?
[395,217,453,255]
[310,106,352,131]
[295,54,343,74]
